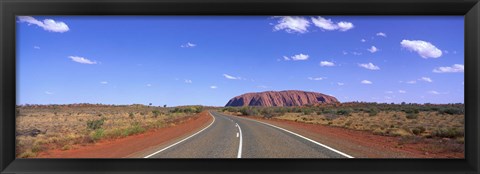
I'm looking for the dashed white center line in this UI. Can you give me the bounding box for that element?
[236,132,239,137]
[235,123,243,158]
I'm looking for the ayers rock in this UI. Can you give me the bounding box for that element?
[225,90,339,107]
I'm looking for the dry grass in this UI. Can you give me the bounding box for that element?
[275,111,464,138]
[16,104,201,158]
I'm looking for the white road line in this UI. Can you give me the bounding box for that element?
[235,123,243,158]
[236,132,239,137]
[143,113,216,158]
[232,116,354,158]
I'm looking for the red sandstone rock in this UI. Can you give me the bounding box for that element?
[225,90,339,107]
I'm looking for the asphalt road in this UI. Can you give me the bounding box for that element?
[145,111,353,158]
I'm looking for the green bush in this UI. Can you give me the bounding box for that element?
[438,107,464,115]
[411,126,426,135]
[122,123,146,136]
[336,109,351,116]
[91,129,105,142]
[302,108,314,115]
[368,108,378,116]
[86,118,105,130]
[152,110,161,118]
[406,113,418,119]
[433,128,464,138]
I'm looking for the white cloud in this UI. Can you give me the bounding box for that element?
[146,84,152,87]
[398,90,406,93]
[210,86,218,89]
[400,39,442,58]
[358,62,380,70]
[342,51,348,55]
[385,91,393,94]
[18,16,69,33]
[311,16,354,31]
[376,32,387,37]
[337,21,354,31]
[428,90,440,95]
[100,81,108,85]
[361,80,372,84]
[68,56,97,64]
[273,16,310,34]
[184,79,192,84]
[419,77,433,82]
[290,54,309,61]
[181,42,196,48]
[34,46,40,49]
[45,91,54,95]
[367,46,379,53]
[361,39,366,42]
[283,56,290,61]
[308,77,325,81]
[337,82,344,86]
[320,61,335,67]
[433,64,464,73]
[406,80,417,84]
[223,74,240,80]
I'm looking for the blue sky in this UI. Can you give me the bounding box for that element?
[17,16,464,106]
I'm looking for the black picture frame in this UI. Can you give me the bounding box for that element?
[1,0,479,173]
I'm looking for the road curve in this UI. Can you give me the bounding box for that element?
[146,111,351,158]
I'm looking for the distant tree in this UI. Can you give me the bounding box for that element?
[163,104,167,108]
[401,102,406,105]
[149,103,152,106]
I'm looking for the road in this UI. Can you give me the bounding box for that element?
[144,111,353,158]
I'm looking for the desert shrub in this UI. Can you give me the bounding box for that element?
[406,113,418,119]
[301,108,314,115]
[122,123,146,136]
[18,150,37,158]
[90,129,105,142]
[129,112,135,119]
[368,108,378,116]
[246,108,259,116]
[336,109,352,116]
[433,128,464,138]
[238,107,259,116]
[411,126,426,135]
[152,110,161,118]
[86,118,105,130]
[438,107,464,115]
[260,109,275,118]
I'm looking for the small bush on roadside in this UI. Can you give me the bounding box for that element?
[86,118,105,130]
[433,128,464,138]
[90,129,105,142]
[411,126,426,135]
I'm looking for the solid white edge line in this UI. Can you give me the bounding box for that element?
[143,112,216,158]
[233,116,354,158]
[235,123,243,158]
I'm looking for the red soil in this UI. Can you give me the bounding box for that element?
[37,111,212,158]
[248,117,464,158]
